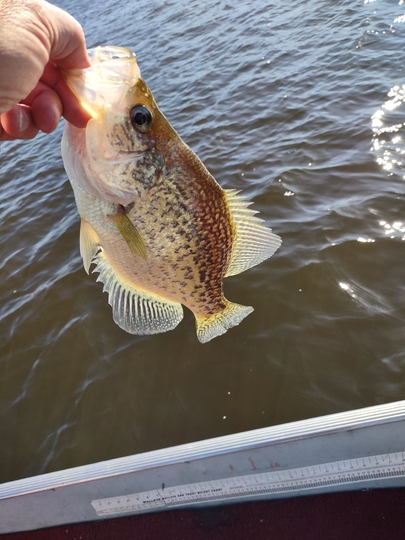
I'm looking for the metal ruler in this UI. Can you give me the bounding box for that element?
[91,450,405,516]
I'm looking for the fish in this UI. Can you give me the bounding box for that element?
[61,46,281,343]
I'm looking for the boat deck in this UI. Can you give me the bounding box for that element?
[2,488,405,540]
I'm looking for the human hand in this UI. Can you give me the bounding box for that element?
[0,0,91,141]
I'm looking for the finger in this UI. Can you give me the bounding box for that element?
[31,90,63,134]
[55,78,91,128]
[0,118,15,141]
[0,105,40,140]
[18,80,62,133]
[40,63,91,128]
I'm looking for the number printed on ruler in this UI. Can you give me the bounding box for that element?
[91,451,405,516]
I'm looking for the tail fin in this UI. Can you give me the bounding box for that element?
[196,301,254,344]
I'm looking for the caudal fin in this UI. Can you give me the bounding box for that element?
[196,301,254,344]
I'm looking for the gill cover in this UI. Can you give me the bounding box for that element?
[62,46,150,204]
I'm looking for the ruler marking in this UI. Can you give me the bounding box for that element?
[91,451,405,516]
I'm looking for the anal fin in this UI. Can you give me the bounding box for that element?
[93,252,183,335]
[80,218,100,274]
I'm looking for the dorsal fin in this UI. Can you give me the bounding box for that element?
[92,252,183,335]
[224,189,281,277]
[80,218,100,274]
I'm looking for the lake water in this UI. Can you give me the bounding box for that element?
[1,0,405,484]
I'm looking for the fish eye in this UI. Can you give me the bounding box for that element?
[130,105,152,132]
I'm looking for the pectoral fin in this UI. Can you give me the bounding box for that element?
[108,205,147,260]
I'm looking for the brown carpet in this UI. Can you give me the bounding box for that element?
[2,488,405,539]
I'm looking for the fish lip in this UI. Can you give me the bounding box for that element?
[62,46,141,118]
[87,46,136,64]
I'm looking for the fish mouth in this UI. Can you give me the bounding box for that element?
[63,46,141,118]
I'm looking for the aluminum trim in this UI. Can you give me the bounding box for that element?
[1,399,405,499]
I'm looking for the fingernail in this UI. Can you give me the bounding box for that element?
[17,107,30,132]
